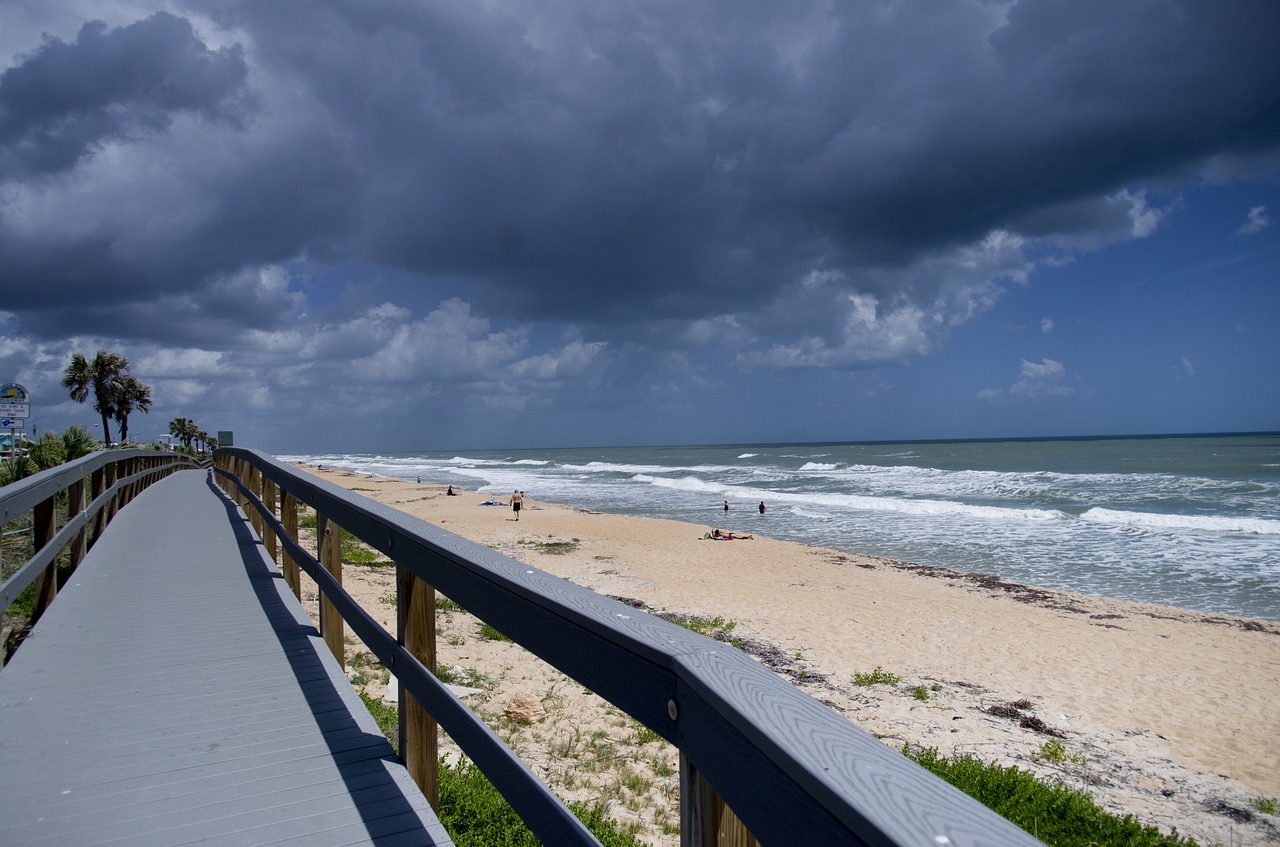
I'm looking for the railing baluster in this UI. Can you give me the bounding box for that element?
[30,495,58,620]
[281,490,301,599]
[679,755,760,847]
[398,567,439,809]
[103,461,119,524]
[317,514,345,666]
[246,465,260,537]
[263,477,278,565]
[89,467,106,545]
[68,478,87,569]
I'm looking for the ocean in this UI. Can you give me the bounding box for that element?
[283,433,1280,621]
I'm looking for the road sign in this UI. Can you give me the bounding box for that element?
[1,418,24,429]
[0,384,30,418]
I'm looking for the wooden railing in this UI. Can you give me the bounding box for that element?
[216,447,1042,847]
[0,449,200,666]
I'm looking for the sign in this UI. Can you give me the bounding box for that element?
[217,431,234,447]
[1,418,24,429]
[0,384,30,418]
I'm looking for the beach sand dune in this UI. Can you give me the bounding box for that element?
[294,466,1280,846]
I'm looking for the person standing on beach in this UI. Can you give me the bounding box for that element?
[512,489,523,520]
[759,501,766,515]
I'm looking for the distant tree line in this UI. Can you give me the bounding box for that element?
[167,416,211,453]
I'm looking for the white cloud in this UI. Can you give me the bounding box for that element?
[980,358,1074,401]
[1121,189,1165,239]
[1040,318,1054,333]
[135,348,223,378]
[1181,356,1195,377]
[1236,205,1272,235]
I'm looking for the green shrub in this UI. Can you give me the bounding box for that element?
[359,691,400,752]
[438,758,647,847]
[852,666,900,686]
[480,622,511,641]
[1255,796,1279,815]
[340,529,382,565]
[668,613,736,638]
[904,746,1195,847]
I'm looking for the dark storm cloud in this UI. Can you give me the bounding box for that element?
[0,12,251,177]
[208,0,1276,324]
[3,0,1280,355]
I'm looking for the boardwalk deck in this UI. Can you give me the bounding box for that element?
[0,470,451,846]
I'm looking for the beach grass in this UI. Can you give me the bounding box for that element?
[904,746,1196,847]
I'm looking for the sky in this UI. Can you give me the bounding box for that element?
[1,0,1278,453]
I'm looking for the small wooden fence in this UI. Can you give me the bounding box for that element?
[0,449,200,666]
[214,448,1044,847]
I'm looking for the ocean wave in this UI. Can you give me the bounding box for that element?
[737,453,759,458]
[798,462,841,471]
[628,473,1066,522]
[1081,508,1280,535]
[446,456,550,466]
[632,474,725,495]
[569,461,740,476]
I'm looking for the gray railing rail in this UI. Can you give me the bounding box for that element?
[215,447,1046,847]
[0,449,200,634]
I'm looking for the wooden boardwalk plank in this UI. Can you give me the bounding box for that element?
[0,470,451,846]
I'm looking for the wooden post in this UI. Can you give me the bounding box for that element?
[247,465,262,538]
[317,514,345,667]
[89,467,106,546]
[263,477,279,565]
[281,491,301,599]
[122,457,136,506]
[68,478,88,570]
[31,495,58,620]
[103,461,119,525]
[679,754,761,847]
[398,567,439,809]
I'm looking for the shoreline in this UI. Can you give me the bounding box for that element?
[293,463,1280,846]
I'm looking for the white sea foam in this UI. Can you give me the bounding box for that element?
[1081,508,1280,535]
[737,453,759,459]
[798,462,840,471]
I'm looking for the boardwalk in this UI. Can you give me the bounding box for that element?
[0,470,450,846]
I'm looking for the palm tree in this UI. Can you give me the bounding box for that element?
[196,430,211,454]
[62,351,129,444]
[111,375,152,445]
[27,432,67,470]
[168,417,198,450]
[61,424,99,459]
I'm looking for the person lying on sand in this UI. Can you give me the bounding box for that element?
[479,496,508,506]
[703,529,753,540]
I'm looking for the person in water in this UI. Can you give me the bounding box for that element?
[759,501,766,515]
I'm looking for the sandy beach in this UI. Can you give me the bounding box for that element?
[290,465,1280,846]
